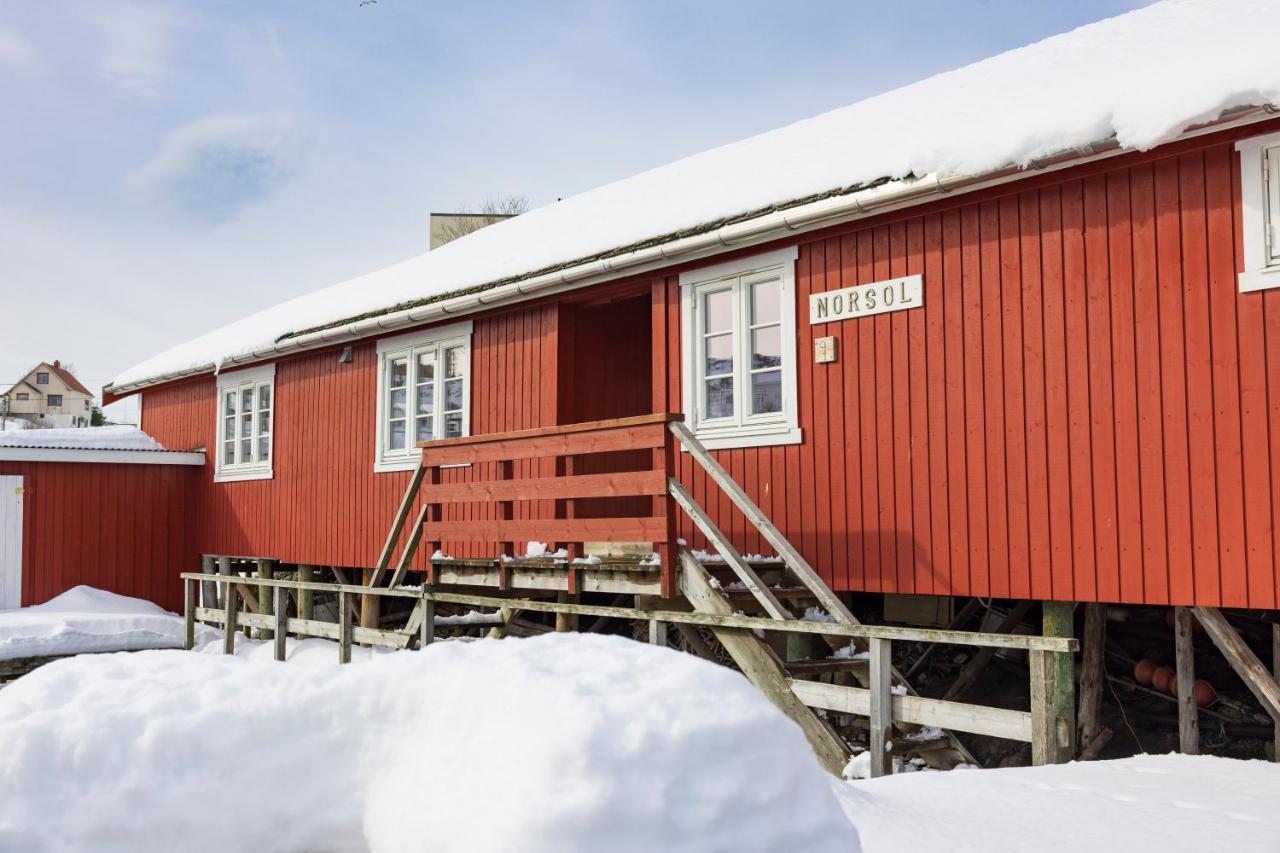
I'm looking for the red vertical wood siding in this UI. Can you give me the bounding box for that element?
[138,123,1280,609]
[0,460,195,610]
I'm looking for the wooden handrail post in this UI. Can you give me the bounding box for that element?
[657,418,678,598]
[183,576,195,651]
[1029,649,1057,765]
[273,586,288,662]
[338,590,353,664]
[869,636,892,777]
[421,596,435,647]
[222,583,238,656]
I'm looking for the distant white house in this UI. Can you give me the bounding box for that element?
[0,361,95,429]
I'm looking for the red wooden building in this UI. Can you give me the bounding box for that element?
[103,4,1280,617]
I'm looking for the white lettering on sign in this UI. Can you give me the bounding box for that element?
[808,274,923,324]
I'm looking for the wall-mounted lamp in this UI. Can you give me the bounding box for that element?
[338,347,353,364]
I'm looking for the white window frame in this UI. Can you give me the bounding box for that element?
[214,362,275,483]
[1237,131,1280,292]
[680,246,801,450]
[374,320,473,473]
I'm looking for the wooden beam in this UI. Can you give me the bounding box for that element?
[183,577,195,650]
[789,680,1034,742]
[216,556,232,608]
[257,559,274,640]
[869,637,892,777]
[1174,607,1200,755]
[420,420,669,466]
[675,623,717,660]
[1042,601,1076,761]
[904,598,984,679]
[360,568,380,631]
[668,478,792,620]
[942,601,1032,703]
[1029,649,1057,765]
[370,459,427,585]
[387,507,428,588]
[297,564,315,620]
[222,585,238,656]
[1193,606,1280,722]
[648,619,669,647]
[421,517,670,543]
[338,591,353,664]
[273,586,288,662]
[422,470,668,503]
[679,551,851,776]
[199,555,218,611]
[555,591,577,632]
[420,597,435,647]
[195,608,408,648]
[1078,603,1106,752]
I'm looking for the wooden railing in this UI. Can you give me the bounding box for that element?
[409,413,681,596]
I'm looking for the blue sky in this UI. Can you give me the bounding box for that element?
[0,0,1142,419]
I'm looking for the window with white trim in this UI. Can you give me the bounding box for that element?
[214,363,275,482]
[680,247,800,449]
[1238,131,1280,292]
[375,321,472,472]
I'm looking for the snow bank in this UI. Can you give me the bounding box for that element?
[0,425,164,451]
[0,586,210,660]
[112,0,1280,391]
[0,634,856,853]
[836,752,1280,852]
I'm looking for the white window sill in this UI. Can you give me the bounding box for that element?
[686,426,802,451]
[214,467,273,483]
[1239,266,1280,293]
[374,454,471,473]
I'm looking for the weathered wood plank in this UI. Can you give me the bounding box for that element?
[338,591,353,664]
[1175,606,1200,754]
[273,586,288,662]
[1042,601,1076,760]
[1193,606,1280,722]
[421,422,668,466]
[679,551,851,776]
[1029,649,1056,765]
[387,507,428,588]
[183,577,195,651]
[1078,603,1106,752]
[222,585,238,656]
[422,470,668,503]
[370,459,428,586]
[297,564,315,620]
[788,680,1034,742]
[421,517,670,543]
[869,637,892,777]
[194,608,406,648]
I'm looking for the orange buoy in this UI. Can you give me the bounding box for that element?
[1134,659,1156,686]
[1152,666,1175,693]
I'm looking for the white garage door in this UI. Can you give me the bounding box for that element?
[0,475,22,609]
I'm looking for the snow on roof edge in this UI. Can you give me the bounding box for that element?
[108,0,1280,394]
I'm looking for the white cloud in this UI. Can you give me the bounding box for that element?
[78,2,186,98]
[126,114,306,222]
[0,26,46,78]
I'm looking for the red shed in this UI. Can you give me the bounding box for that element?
[102,2,1280,616]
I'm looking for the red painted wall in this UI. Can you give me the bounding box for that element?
[0,461,196,611]
[139,119,1280,609]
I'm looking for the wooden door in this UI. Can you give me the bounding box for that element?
[0,475,22,608]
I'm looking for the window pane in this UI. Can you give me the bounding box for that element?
[751,370,783,415]
[240,387,253,413]
[416,383,434,416]
[257,435,269,461]
[223,417,234,441]
[389,388,407,419]
[416,417,433,443]
[751,279,780,325]
[704,333,733,377]
[258,407,271,434]
[444,378,463,411]
[703,289,732,334]
[751,325,782,370]
[444,346,464,379]
[224,392,236,417]
[240,413,252,438]
[223,441,235,465]
[258,384,271,409]
[705,376,734,419]
[389,420,406,450]
[444,412,463,438]
[389,357,408,389]
[240,438,251,461]
[416,351,436,382]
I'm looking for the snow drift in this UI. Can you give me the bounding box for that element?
[112,0,1280,392]
[0,586,213,660]
[0,425,164,451]
[0,634,856,853]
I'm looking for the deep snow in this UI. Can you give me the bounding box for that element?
[0,586,214,660]
[0,634,855,853]
[111,0,1280,391]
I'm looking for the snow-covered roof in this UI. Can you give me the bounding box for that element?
[0,425,164,451]
[110,0,1280,393]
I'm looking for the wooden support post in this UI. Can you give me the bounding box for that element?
[183,577,196,651]
[1192,606,1280,724]
[217,556,232,608]
[1042,601,1076,760]
[338,591,353,664]
[555,591,577,633]
[360,568,380,631]
[1078,603,1106,752]
[222,585,238,656]
[273,586,288,663]
[869,636,892,778]
[649,619,668,647]
[297,564,315,620]
[1174,607,1200,755]
[257,559,273,640]
[1029,648,1056,766]
[1274,624,1280,762]
[200,555,217,610]
[421,596,435,647]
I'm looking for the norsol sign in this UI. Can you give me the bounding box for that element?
[808,274,923,324]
